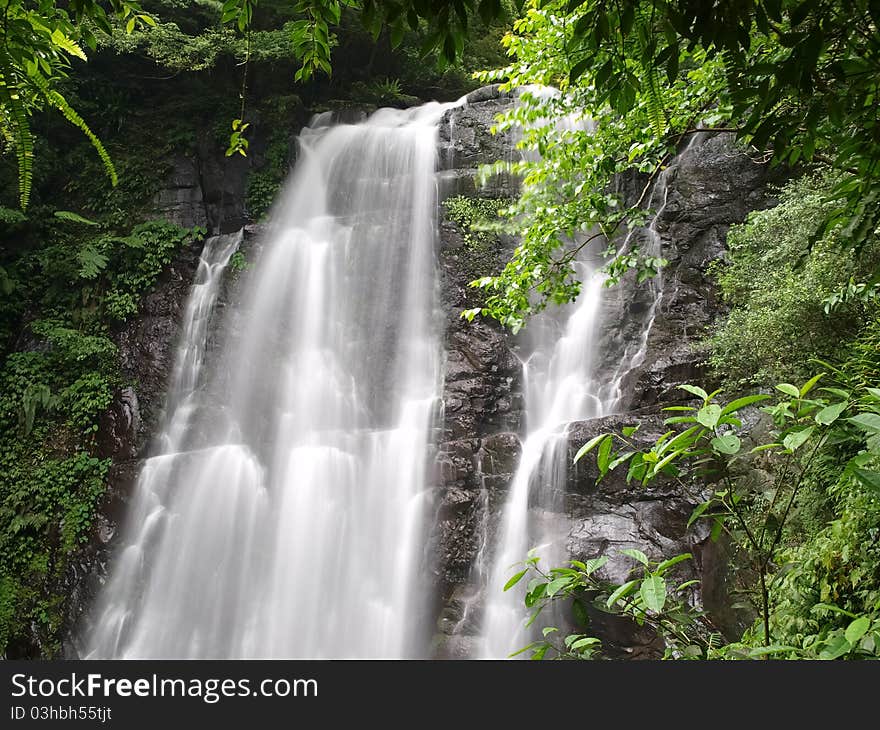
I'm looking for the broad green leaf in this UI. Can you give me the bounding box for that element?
[620,548,648,565]
[848,413,880,434]
[719,394,770,416]
[865,387,880,401]
[573,433,609,464]
[853,468,880,492]
[845,616,871,645]
[606,579,639,608]
[711,434,741,455]
[775,383,801,398]
[640,575,667,613]
[799,372,825,396]
[810,603,857,618]
[546,577,570,597]
[782,426,814,451]
[596,434,612,475]
[656,553,692,573]
[815,400,848,425]
[659,425,702,455]
[687,501,711,528]
[678,384,709,401]
[582,555,608,574]
[750,442,782,453]
[652,447,685,474]
[818,634,851,660]
[570,637,601,651]
[608,451,635,470]
[697,404,722,428]
[622,424,640,436]
[542,626,558,637]
[503,569,527,592]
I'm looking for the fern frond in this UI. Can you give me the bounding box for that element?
[29,72,117,187]
[0,58,35,209]
[49,29,88,62]
[643,63,666,139]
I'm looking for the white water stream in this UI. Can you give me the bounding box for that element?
[86,102,457,658]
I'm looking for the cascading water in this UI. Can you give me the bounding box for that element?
[85,101,458,658]
[478,259,607,658]
[477,177,671,658]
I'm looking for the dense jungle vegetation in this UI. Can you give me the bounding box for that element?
[1,0,879,659]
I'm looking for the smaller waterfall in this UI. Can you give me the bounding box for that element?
[477,170,672,658]
[85,230,243,658]
[479,259,606,658]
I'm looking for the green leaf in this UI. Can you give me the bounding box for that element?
[799,373,826,396]
[582,555,608,575]
[782,426,814,451]
[640,575,667,613]
[852,468,880,492]
[573,433,609,464]
[570,636,601,651]
[606,579,639,608]
[678,384,709,401]
[848,413,880,434]
[818,634,852,660]
[54,210,99,226]
[620,548,649,566]
[697,404,722,428]
[656,553,692,573]
[711,434,741,455]
[815,401,848,425]
[503,569,528,591]
[546,577,570,597]
[750,442,782,453]
[811,603,857,618]
[687,501,711,528]
[719,394,770,416]
[621,425,640,437]
[596,434,612,475]
[845,616,871,645]
[775,383,801,398]
[652,447,685,474]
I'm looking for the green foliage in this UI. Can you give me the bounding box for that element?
[0,0,155,208]
[245,135,291,220]
[506,549,715,660]
[708,173,880,386]
[544,371,880,659]
[444,196,513,310]
[0,211,201,655]
[459,3,724,330]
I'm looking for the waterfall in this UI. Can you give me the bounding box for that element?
[477,259,607,658]
[477,176,671,658]
[85,101,457,658]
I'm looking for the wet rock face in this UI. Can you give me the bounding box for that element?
[430,92,777,653]
[615,133,779,409]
